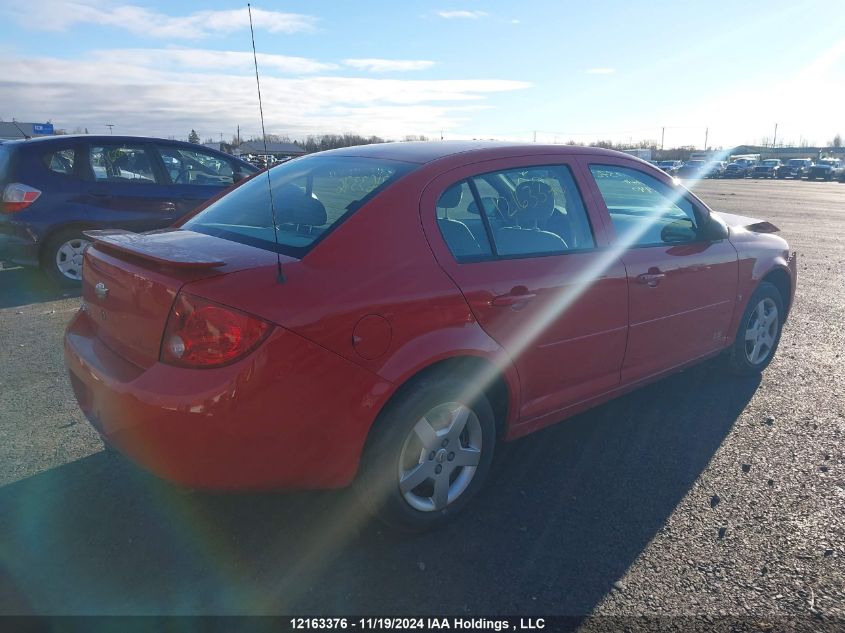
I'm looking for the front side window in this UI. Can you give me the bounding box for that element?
[89,144,158,184]
[157,145,235,186]
[589,165,700,247]
[184,155,413,257]
[436,164,595,261]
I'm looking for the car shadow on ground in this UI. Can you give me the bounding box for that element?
[0,266,79,309]
[0,362,760,617]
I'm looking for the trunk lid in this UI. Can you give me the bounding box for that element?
[80,229,285,368]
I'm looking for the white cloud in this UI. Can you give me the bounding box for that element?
[0,52,530,139]
[3,1,317,38]
[436,10,488,19]
[343,59,435,72]
[586,68,616,74]
[93,48,337,74]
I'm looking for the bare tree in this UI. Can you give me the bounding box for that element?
[832,133,842,148]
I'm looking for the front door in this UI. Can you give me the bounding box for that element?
[583,159,738,383]
[421,158,629,424]
[153,144,239,218]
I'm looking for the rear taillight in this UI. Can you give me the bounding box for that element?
[160,293,272,368]
[2,183,42,214]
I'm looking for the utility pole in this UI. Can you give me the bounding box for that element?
[772,123,778,149]
[105,124,114,134]
[704,127,709,150]
[661,127,665,151]
[533,130,537,143]
[237,125,240,146]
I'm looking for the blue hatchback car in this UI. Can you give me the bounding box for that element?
[0,135,258,286]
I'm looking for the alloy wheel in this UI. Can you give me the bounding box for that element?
[744,297,779,365]
[397,402,482,512]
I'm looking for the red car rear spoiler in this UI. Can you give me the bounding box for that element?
[83,229,226,268]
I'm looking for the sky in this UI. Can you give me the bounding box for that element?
[0,0,843,148]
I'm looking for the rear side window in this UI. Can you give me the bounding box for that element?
[156,145,236,186]
[184,155,414,257]
[437,164,595,261]
[89,144,159,184]
[436,182,494,260]
[42,148,76,175]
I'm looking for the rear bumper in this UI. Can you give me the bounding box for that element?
[0,227,39,266]
[64,310,392,490]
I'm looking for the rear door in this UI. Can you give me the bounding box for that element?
[81,142,179,231]
[153,144,241,218]
[421,156,629,423]
[582,158,738,383]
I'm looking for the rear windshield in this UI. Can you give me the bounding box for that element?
[184,155,414,257]
[0,144,12,183]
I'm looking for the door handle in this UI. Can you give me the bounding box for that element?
[492,292,537,307]
[637,271,666,287]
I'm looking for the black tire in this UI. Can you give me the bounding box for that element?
[726,281,785,376]
[41,229,90,288]
[356,374,497,531]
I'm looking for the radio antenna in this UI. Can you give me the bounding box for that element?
[248,3,285,283]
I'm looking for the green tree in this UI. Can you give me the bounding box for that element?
[188,129,200,144]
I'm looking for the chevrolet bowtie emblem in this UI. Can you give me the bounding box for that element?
[95,282,109,300]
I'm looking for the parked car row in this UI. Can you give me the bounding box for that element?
[654,160,727,179]
[656,156,845,182]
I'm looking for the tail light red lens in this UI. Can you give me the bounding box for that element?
[160,293,272,368]
[2,183,42,214]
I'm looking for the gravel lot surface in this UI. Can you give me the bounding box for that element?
[0,179,842,629]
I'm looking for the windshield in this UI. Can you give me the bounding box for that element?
[763,160,779,166]
[183,155,414,257]
[787,159,807,166]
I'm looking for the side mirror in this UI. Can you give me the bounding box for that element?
[660,219,697,244]
[703,212,729,241]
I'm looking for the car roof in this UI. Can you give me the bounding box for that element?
[5,134,199,146]
[4,135,253,163]
[315,140,642,165]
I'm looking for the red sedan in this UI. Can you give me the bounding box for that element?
[64,142,797,530]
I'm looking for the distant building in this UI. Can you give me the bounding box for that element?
[237,141,305,159]
[621,148,652,161]
[0,121,55,140]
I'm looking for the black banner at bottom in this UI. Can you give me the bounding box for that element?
[1,615,841,633]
